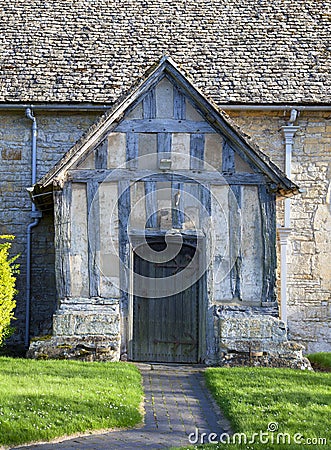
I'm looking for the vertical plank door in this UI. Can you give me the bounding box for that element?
[133,239,199,363]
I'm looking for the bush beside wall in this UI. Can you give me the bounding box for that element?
[0,235,19,346]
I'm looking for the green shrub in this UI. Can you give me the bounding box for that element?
[0,235,19,346]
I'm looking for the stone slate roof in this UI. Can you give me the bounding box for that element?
[1,0,330,105]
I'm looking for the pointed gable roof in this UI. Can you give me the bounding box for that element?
[34,56,298,198]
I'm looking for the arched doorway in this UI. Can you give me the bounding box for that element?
[132,236,203,363]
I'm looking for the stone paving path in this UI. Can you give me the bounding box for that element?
[12,364,230,450]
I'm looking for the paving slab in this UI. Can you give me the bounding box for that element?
[11,364,231,450]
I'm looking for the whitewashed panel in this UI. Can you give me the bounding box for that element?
[155,77,174,118]
[235,152,254,173]
[186,99,204,121]
[107,132,126,168]
[138,133,157,169]
[171,133,190,170]
[99,182,121,297]
[76,151,94,169]
[211,185,232,301]
[126,101,143,119]
[130,181,146,229]
[70,184,89,296]
[205,133,223,170]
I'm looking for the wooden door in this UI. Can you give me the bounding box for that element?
[132,239,200,363]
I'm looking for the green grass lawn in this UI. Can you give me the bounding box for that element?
[0,357,143,447]
[307,352,331,371]
[174,367,331,450]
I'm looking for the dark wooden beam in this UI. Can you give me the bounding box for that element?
[68,168,267,185]
[86,180,100,297]
[172,181,184,228]
[145,181,158,228]
[118,180,131,310]
[126,132,138,169]
[157,132,172,169]
[229,185,242,300]
[190,134,205,170]
[54,183,72,299]
[173,85,186,120]
[143,89,156,119]
[115,119,215,133]
[95,139,108,170]
[222,141,235,174]
[258,185,277,304]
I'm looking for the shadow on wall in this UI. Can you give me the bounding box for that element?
[30,209,57,338]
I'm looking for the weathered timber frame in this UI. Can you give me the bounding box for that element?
[31,56,299,363]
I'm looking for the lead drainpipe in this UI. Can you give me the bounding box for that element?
[25,108,42,349]
[278,110,300,324]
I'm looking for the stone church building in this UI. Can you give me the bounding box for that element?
[0,1,330,364]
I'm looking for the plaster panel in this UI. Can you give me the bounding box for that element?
[126,101,143,119]
[235,152,254,173]
[130,181,147,229]
[99,182,120,297]
[186,100,204,121]
[70,184,89,297]
[172,133,190,170]
[155,77,174,118]
[181,183,201,230]
[138,133,157,169]
[211,185,232,301]
[108,132,126,168]
[76,151,95,169]
[205,133,223,170]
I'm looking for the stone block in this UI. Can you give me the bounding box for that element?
[53,309,120,337]
[27,335,120,362]
[218,314,309,368]
[1,148,22,160]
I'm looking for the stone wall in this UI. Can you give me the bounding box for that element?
[228,110,331,353]
[0,110,100,342]
[1,109,330,354]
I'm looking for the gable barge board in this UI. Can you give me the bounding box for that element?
[68,169,267,185]
[115,119,215,133]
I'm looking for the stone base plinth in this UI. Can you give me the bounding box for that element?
[27,335,120,361]
[218,312,312,370]
[27,307,121,361]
